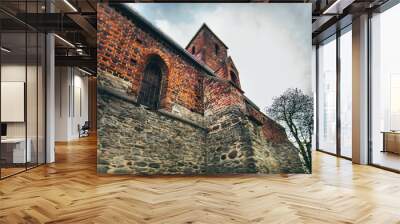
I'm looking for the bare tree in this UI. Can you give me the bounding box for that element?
[266,88,313,172]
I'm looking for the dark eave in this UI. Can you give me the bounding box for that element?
[244,95,260,111]
[110,3,216,77]
[185,23,229,50]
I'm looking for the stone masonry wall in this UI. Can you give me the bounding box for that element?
[98,75,206,175]
[205,107,256,173]
[205,106,305,174]
[98,72,305,175]
[245,118,305,173]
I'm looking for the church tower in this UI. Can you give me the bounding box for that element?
[186,24,241,88]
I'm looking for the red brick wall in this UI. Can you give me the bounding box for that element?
[186,27,229,80]
[98,4,205,113]
[246,103,288,144]
[226,58,241,88]
[204,77,246,114]
[186,29,206,62]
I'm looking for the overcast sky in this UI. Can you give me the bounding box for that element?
[128,3,312,110]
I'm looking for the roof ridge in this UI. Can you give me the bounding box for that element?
[185,23,229,50]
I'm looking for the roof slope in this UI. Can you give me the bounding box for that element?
[110,3,216,77]
[185,23,229,50]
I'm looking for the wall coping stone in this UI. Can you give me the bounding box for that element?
[98,85,207,131]
[158,109,207,130]
[98,86,139,106]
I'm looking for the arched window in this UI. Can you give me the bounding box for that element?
[192,46,196,54]
[215,44,219,55]
[137,60,164,109]
[230,71,238,86]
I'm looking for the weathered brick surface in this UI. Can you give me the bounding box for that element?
[204,76,246,116]
[186,25,241,88]
[97,4,307,175]
[247,103,289,144]
[98,4,205,114]
[186,25,228,78]
[226,56,241,87]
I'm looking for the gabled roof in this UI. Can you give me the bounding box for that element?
[185,23,229,50]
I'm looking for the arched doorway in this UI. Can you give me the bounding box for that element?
[137,57,166,109]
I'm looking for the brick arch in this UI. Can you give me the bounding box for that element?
[137,53,169,109]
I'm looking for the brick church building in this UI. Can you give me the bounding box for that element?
[97,3,305,174]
